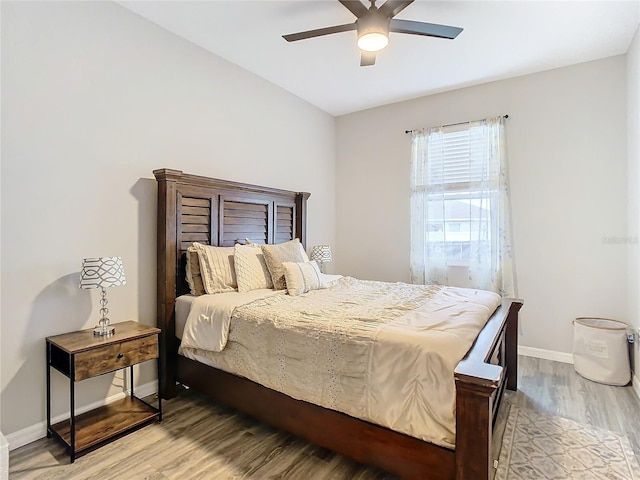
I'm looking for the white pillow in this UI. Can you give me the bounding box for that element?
[282,261,324,296]
[234,244,273,292]
[261,238,306,290]
[191,243,237,294]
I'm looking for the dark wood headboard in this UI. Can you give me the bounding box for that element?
[154,168,310,397]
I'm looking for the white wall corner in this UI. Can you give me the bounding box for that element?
[5,381,158,452]
[518,345,574,364]
[0,432,8,480]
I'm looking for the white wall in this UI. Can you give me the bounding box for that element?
[0,1,335,438]
[628,24,640,375]
[336,57,628,356]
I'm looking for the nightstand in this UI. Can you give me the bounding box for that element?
[46,321,162,462]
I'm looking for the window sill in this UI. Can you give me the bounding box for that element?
[445,261,470,268]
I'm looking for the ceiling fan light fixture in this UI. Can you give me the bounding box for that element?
[356,11,389,53]
[357,31,388,52]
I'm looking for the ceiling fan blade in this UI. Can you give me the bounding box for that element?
[390,19,463,39]
[339,0,368,18]
[283,23,357,42]
[379,0,414,18]
[360,52,376,66]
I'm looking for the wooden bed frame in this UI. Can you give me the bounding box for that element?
[154,168,523,480]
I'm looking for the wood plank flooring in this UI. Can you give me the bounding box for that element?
[506,356,640,458]
[9,356,640,479]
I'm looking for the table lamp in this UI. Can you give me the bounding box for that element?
[80,256,126,336]
[310,245,332,273]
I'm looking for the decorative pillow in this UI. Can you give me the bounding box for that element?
[249,238,309,261]
[191,243,237,294]
[282,261,324,296]
[185,247,206,296]
[261,238,306,290]
[234,244,273,292]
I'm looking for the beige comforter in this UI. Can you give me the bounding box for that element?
[179,277,501,448]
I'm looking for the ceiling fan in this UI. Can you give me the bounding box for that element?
[283,0,463,67]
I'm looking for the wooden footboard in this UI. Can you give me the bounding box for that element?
[454,298,522,480]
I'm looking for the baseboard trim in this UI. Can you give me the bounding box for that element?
[6,380,158,452]
[518,345,574,364]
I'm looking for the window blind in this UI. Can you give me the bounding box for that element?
[425,126,488,189]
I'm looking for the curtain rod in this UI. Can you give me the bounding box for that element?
[404,114,509,134]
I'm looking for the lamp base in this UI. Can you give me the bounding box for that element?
[93,325,115,336]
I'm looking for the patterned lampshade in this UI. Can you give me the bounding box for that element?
[80,257,126,289]
[310,245,332,264]
[80,257,126,336]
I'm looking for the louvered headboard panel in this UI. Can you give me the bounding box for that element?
[275,203,295,244]
[220,199,270,246]
[179,196,212,251]
[155,168,310,375]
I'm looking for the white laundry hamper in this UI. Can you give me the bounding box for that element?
[573,317,631,386]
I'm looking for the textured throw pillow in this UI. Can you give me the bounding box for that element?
[185,247,206,296]
[191,243,237,294]
[234,244,273,292]
[282,261,324,296]
[251,238,309,261]
[261,238,306,290]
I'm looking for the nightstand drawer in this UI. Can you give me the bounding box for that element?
[74,335,158,381]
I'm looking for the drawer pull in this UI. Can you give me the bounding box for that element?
[117,353,124,359]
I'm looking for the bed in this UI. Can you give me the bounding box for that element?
[154,168,523,480]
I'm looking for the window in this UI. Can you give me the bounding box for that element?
[410,116,516,296]
[417,125,494,263]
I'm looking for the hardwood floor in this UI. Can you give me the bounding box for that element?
[9,356,640,479]
[506,356,640,459]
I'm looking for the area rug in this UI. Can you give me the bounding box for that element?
[495,405,640,479]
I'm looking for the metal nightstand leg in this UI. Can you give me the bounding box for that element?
[46,342,51,439]
[70,357,75,463]
[157,357,162,421]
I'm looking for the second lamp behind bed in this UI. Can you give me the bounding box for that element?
[309,245,332,273]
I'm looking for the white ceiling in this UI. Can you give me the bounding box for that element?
[118,0,640,116]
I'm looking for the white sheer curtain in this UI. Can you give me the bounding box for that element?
[410,116,516,297]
